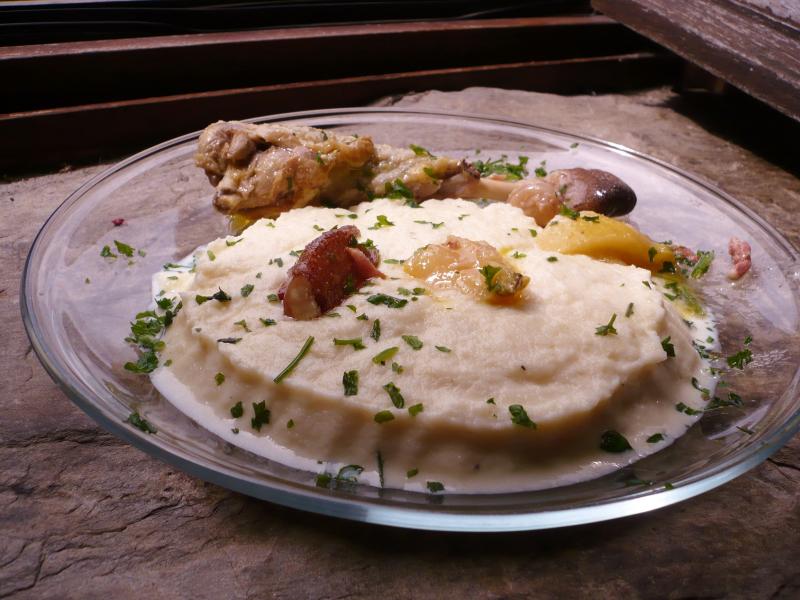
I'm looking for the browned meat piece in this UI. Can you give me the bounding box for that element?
[278,226,385,320]
[728,237,752,280]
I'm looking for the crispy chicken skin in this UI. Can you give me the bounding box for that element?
[196,121,636,225]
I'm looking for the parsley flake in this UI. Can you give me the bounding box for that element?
[372,347,399,365]
[383,382,405,408]
[371,319,381,341]
[435,345,451,353]
[230,402,244,418]
[402,335,423,350]
[259,318,277,327]
[408,403,423,417]
[251,401,271,431]
[727,348,753,369]
[625,302,634,318]
[273,336,314,383]
[126,411,156,434]
[114,240,135,257]
[599,430,632,452]
[374,410,395,424]
[214,372,225,385]
[646,433,665,443]
[240,283,255,297]
[367,294,408,309]
[343,370,359,396]
[509,404,536,428]
[595,313,618,336]
[426,481,445,493]
[661,336,675,358]
[333,337,366,351]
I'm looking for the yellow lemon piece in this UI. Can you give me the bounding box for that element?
[536,211,675,272]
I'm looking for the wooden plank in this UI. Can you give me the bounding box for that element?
[0,52,679,174]
[1,16,659,112]
[592,0,800,120]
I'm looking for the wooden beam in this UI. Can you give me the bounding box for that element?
[592,0,800,120]
[1,16,659,112]
[0,52,679,174]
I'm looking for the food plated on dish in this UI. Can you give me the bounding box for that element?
[123,122,754,494]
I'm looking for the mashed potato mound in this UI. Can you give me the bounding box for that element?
[151,199,710,492]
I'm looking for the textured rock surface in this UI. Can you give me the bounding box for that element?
[1,87,799,599]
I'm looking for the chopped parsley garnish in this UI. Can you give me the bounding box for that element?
[356,313,368,321]
[570,142,579,148]
[343,370,359,396]
[706,392,744,411]
[126,411,156,434]
[647,247,657,263]
[691,377,710,396]
[397,287,412,296]
[661,336,675,358]
[100,245,116,258]
[727,348,753,369]
[346,304,357,313]
[472,154,529,180]
[376,451,385,488]
[273,336,315,383]
[486,398,496,405]
[391,362,403,373]
[114,240,135,257]
[534,160,547,178]
[313,224,324,232]
[384,179,413,200]
[559,204,579,220]
[582,215,600,222]
[371,319,381,341]
[690,250,714,278]
[287,419,295,429]
[207,249,216,261]
[234,319,251,332]
[195,288,232,304]
[333,337,366,350]
[660,261,676,274]
[374,410,395,424]
[325,312,341,318]
[407,468,419,478]
[646,433,665,443]
[435,345,451,353]
[479,265,502,291]
[408,403,423,417]
[372,347,399,365]
[676,402,702,416]
[260,318,277,327]
[625,302,634,318]
[595,313,618,336]
[217,337,241,344]
[410,143,434,157]
[402,335,423,350]
[529,229,538,238]
[250,401,271,431]
[230,402,244,418]
[426,481,445,493]
[124,350,158,373]
[269,257,284,267]
[511,251,527,259]
[599,430,632,452]
[225,238,243,247]
[267,293,280,303]
[744,335,752,345]
[368,214,395,230]
[383,258,404,264]
[547,256,558,262]
[314,152,325,165]
[383,382,405,408]
[413,220,444,229]
[214,372,225,385]
[508,404,536,428]
[240,283,254,297]
[367,294,408,308]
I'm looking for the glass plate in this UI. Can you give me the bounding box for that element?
[21,108,800,532]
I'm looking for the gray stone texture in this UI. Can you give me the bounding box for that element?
[1,87,798,599]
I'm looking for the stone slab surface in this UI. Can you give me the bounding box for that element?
[1,87,799,599]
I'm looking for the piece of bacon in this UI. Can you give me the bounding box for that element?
[673,245,698,264]
[278,225,385,319]
[728,237,752,280]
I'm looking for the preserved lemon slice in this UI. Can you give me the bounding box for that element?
[536,211,675,272]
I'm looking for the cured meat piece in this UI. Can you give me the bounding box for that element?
[278,225,384,320]
[728,237,752,280]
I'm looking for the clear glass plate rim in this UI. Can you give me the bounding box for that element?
[19,107,800,532]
